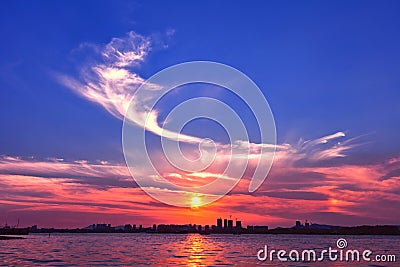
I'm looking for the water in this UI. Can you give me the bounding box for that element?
[0,234,398,266]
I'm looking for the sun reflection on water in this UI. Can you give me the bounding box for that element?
[186,234,206,266]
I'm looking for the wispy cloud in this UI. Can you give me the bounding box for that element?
[58,31,206,145]
[0,156,132,188]
[58,31,151,120]
[57,32,359,166]
[274,131,356,163]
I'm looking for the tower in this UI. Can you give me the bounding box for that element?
[217,218,222,229]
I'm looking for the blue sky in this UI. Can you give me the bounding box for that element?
[0,1,400,227]
[1,0,400,162]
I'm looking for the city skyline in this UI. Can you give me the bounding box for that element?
[1,1,400,229]
[23,217,400,236]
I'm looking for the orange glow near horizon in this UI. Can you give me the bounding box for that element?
[0,156,399,228]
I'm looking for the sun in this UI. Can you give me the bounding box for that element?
[191,196,201,208]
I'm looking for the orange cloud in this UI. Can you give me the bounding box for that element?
[0,143,399,228]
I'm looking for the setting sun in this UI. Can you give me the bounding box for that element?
[191,196,201,208]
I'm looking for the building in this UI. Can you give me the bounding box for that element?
[246,225,268,233]
[157,224,189,233]
[124,224,133,231]
[253,226,269,233]
[217,218,222,229]
[224,219,228,229]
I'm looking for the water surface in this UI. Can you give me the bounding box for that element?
[0,234,398,266]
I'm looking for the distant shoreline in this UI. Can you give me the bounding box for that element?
[30,232,400,236]
[0,235,26,240]
[29,225,400,236]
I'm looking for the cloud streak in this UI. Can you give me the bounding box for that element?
[57,32,359,186]
[58,31,151,120]
[0,148,399,227]
[59,31,206,146]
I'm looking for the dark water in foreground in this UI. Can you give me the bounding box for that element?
[0,233,398,266]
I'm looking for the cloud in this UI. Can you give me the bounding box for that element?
[45,31,399,226]
[0,156,132,189]
[1,150,399,227]
[57,31,359,173]
[58,31,151,120]
[58,31,206,146]
[279,132,355,162]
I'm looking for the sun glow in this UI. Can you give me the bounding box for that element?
[191,196,201,208]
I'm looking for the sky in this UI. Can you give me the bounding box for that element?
[0,0,399,228]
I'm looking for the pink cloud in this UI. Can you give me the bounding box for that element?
[0,132,398,228]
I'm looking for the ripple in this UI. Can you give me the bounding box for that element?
[0,234,398,266]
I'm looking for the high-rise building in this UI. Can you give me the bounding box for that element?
[236,220,242,229]
[224,219,228,229]
[228,220,233,228]
[217,218,222,229]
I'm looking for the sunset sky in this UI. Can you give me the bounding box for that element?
[1,0,400,228]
